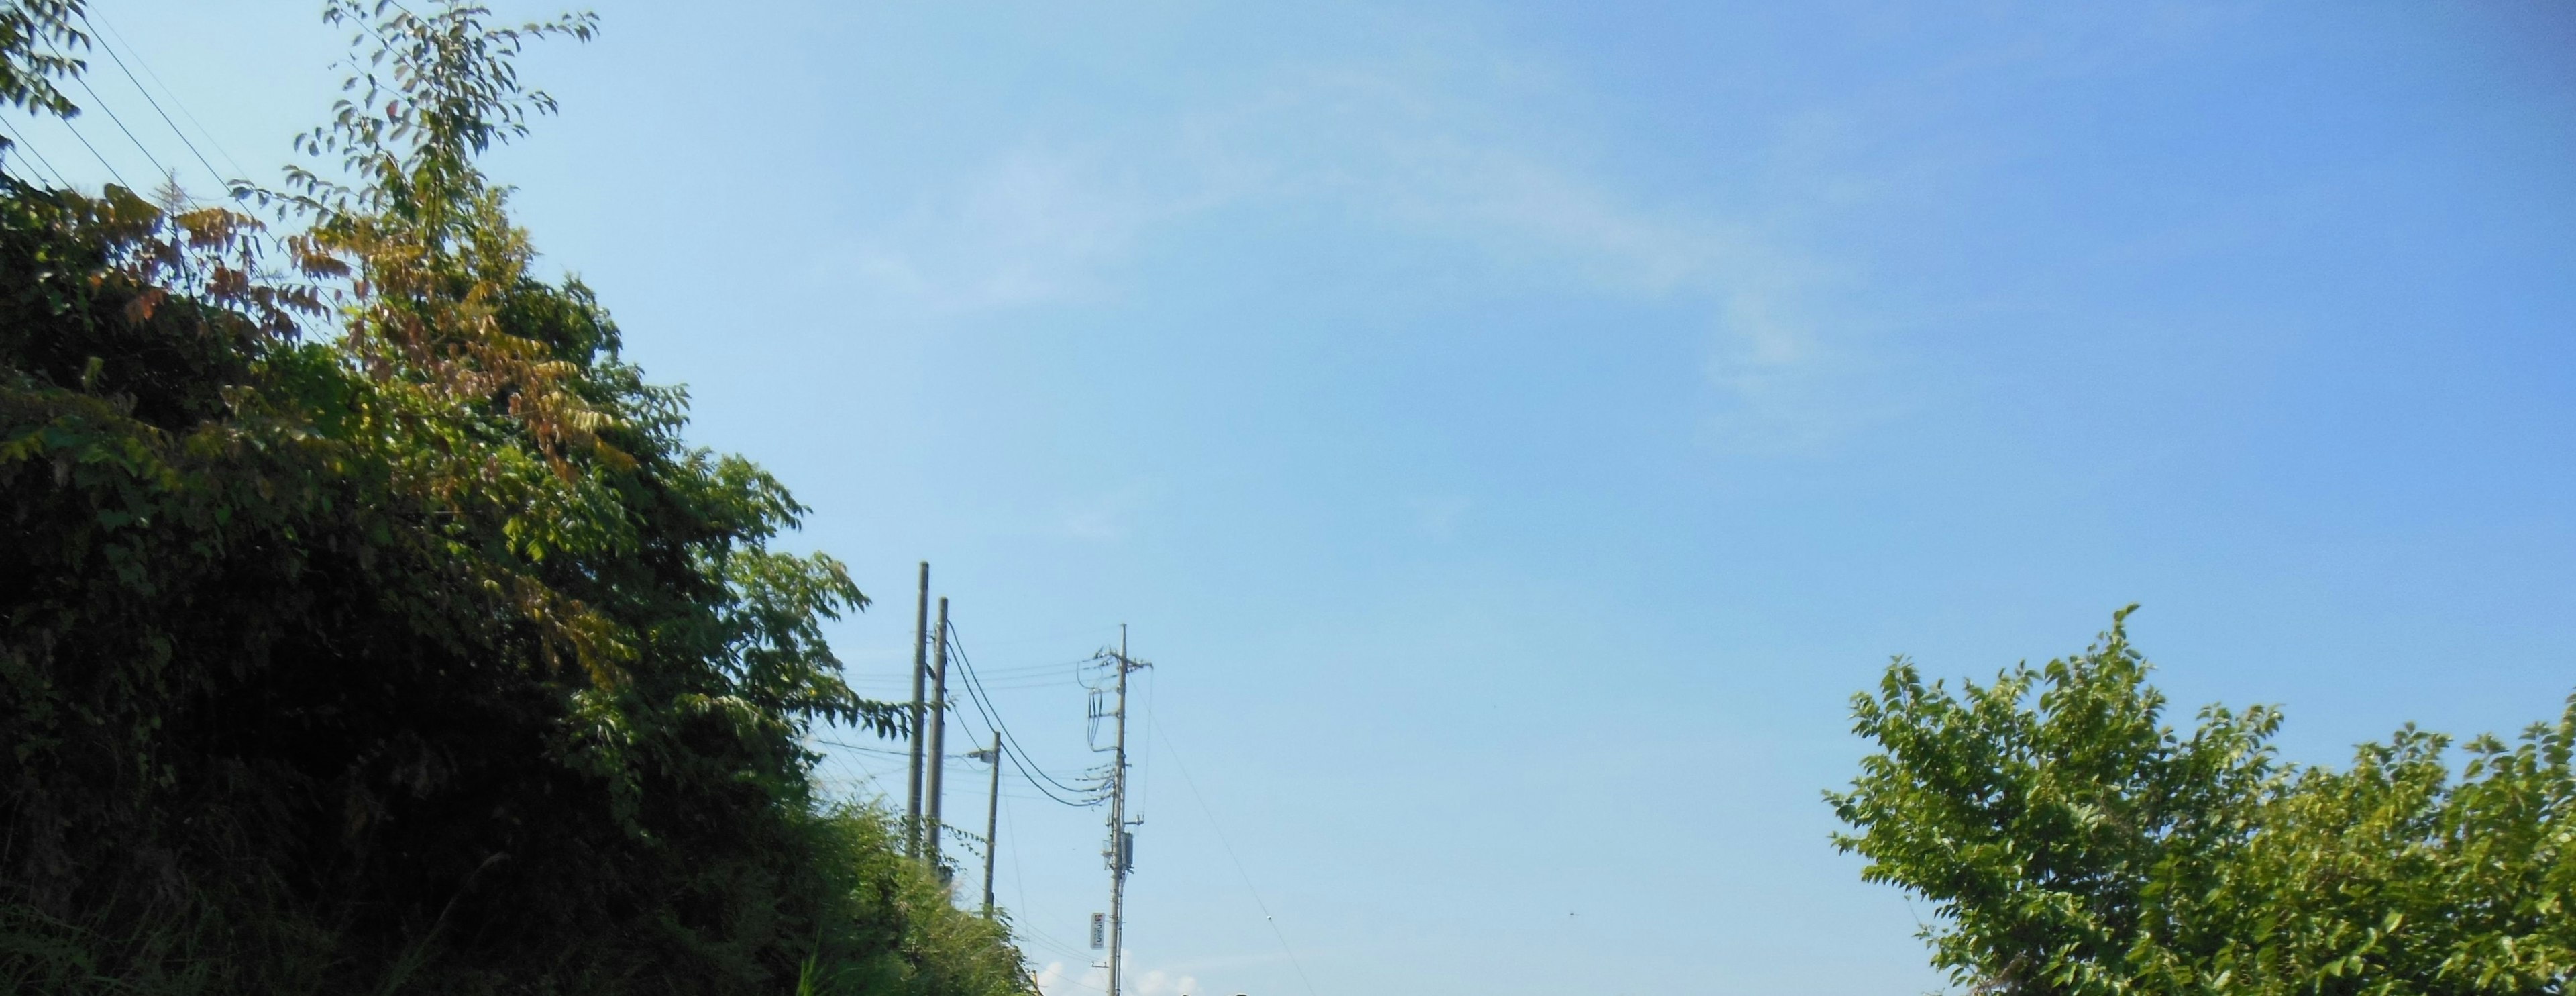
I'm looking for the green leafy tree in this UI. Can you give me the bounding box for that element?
[1,3,1030,993]
[1832,608,2574,995]
[0,0,84,118]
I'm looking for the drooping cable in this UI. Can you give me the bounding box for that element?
[1157,717,1322,996]
[944,630,1106,808]
[58,115,131,189]
[946,621,1110,803]
[83,11,249,181]
[999,741,1106,808]
[814,738,987,762]
[0,124,67,187]
[76,11,223,187]
[66,72,168,182]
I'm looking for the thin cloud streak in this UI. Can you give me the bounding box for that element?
[824,47,1884,448]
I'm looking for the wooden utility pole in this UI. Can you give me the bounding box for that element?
[905,562,928,858]
[925,597,952,870]
[979,731,1002,917]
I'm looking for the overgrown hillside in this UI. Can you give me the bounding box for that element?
[0,3,1027,993]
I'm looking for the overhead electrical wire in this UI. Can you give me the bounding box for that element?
[944,624,1120,652]
[27,35,133,190]
[815,739,984,763]
[1012,919,1095,968]
[944,621,1110,805]
[1001,749,1099,807]
[1005,787,1031,914]
[1136,664,1156,820]
[0,125,67,187]
[57,115,129,189]
[1157,717,1322,996]
[66,71,168,183]
[76,11,223,188]
[813,766,896,806]
[83,11,248,181]
[963,654,1100,679]
[943,673,996,749]
[994,725,1103,807]
[818,618,1104,807]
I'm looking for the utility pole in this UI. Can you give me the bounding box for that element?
[979,731,1002,917]
[925,597,952,872]
[905,563,929,858]
[1104,624,1147,996]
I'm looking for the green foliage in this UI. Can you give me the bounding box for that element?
[0,3,1028,993]
[1831,608,2575,995]
[0,0,85,118]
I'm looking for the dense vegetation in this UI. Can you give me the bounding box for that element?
[1834,607,2573,995]
[0,3,1027,993]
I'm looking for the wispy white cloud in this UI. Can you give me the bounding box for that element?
[831,26,1881,446]
[1032,960,1075,995]
[832,147,1172,315]
[1031,952,1199,996]
[1130,966,1198,995]
[1057,482,1158,544]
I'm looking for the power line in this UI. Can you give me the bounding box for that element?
[942,670,997,748]
[809,754,902,809]
[0,125,67,187]
[66,71,168,183]
[1005,784,1033,919]
[816,739,987,762]
[968,654,1104,679]
[812,770,896,807]
[1002,740,1106,807]
[957,691,1103,807]
[58,116,131,190]
[1014,919,1099,972]
[963,673,1085,690]
[1156,719,1321,996]
[813,746,906,783]
[947,622,1110,804]
[83,11,248,181]
[1136,666,1156,821]
[940,626,1049,775]
[949,625,1121,651]
[76,11,222,189]
[844,654,1087,689]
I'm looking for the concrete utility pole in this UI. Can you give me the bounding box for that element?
[1104,624,1147,996]
[979,731,1002,917]
[925,597,953,871]
[905,562,929,857]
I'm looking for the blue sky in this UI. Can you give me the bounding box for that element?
[22,2,2576,993]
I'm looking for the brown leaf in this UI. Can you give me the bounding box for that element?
[123,288,168,325]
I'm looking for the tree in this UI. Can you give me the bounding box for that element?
[0,3,1028,992]
[0,0,85,118]
[1831,608,2573,995]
